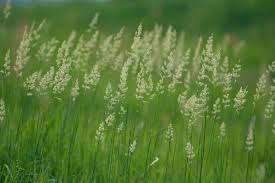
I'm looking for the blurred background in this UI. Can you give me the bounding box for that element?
[1,0,275,76]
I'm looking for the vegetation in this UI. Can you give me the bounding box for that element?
[0,3,275,183]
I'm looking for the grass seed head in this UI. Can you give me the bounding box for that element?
[234,87,248,112]
[104,113,115,127]
[127,140,137,156]
[1,49,11,77]
[213,98,221,119]
[14,26,32,77]
[3,0,12,19]
[264,95,275,120]
[52,63,71,96]
[253,72,268,105]
[219,122,226,139]
[23,71,41,96]
[245,124,254,152]
[256,163,266,181]
[165,123,174,142]
[71,79,80,101]
[117,122,124,134]
[95,122,105,142]
[0,99,5,122]
[185,142,195,163]
[37,67,55,95]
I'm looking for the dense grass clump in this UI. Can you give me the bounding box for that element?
[0,12,275,183]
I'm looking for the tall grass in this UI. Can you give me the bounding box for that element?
[0,12,275,183]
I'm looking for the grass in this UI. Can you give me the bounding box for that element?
[0,10,275,183]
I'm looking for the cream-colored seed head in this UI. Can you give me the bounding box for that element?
[245,124,254,152]
[37,67,55,95]
[253,72,267,104]
[178,91,188,115]
[14,21,45,77]
[3,0,12,19]
[52,63,71,96]
[272,123,275,135]
[117,59,132,101]
[136,63,154,102]
[156,76,165,95]
[197,85,209,115]
[71,79,80,101]
[213,98,221,119]
[219,122,226,139]
[37,38,59,63]
[23,71,41,96]
[104,83,113,101]
[87,13,99,33]
[162,26,176,59]
[104,113,115,127]
[234,87,248,112]
[185,142,195,163]
[119,106,127,117]
[256,164,265,181]
[165,123,174,142]
[117,122,124,134]
[268,61,275,73]
[14,27,31,77]
[222,73,232,108]
[83,64,101,91]
[95,122,105,142]
[130,24,143,74]
[0,99,5,122]
[56,31,76,67]
[136,63,147,101]
[1,49,11,77]
[232,61,242,82]
[264,96,275,120]
[128,140,137,155]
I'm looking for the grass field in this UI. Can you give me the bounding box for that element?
[0,2,275,183]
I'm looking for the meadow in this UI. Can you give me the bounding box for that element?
[0,4,275,183]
